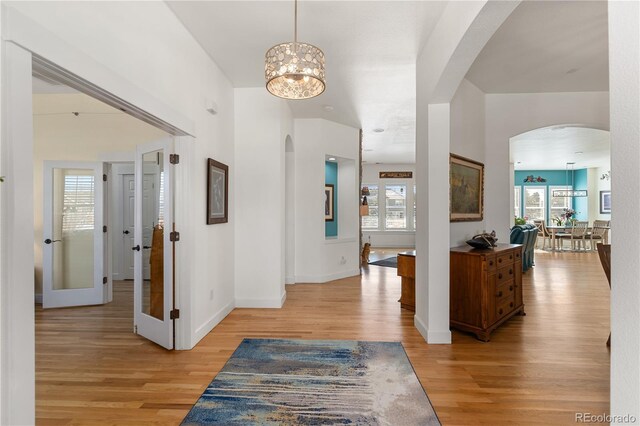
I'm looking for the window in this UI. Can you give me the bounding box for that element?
[62,174,95,231]
[385,184,406,229]
[514,186,521,218]
[549,185,572,222]
[524,187,545,221]
[361,184,378,229]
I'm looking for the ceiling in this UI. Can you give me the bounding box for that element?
[168,1,609,165]
[466,0,608,93]
[510,126,610,171]
[167,1,447,165]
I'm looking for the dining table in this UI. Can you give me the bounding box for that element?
[545,225,610,251]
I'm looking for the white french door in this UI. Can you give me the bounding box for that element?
[43,161,106,308]
[134,138,174,349]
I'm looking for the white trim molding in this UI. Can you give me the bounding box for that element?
[235,291,287,309]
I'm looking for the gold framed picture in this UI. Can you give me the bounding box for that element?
[450,154,484,222]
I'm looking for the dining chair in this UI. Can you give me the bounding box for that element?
[596,243,611,347]
[557,221,588,251]
[589,221,610,251]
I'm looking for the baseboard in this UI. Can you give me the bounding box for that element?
[192,300,235,345]
[285,275,295,285]
[414,315,452,344]
[427,329,452,344]
[414,315,429,342]
[295,269,360,284]
[235,291,286,309]
[34,293,42,304]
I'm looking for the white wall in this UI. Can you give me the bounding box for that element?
[485,91,610,244]
[449,78,487,246]
[4,1,236,350]
[587,166,612,223]
[609,1,640,421]
[233,88,291,307]
[361,163,416,248]
[294,119,360,283]
[33,93,166,296]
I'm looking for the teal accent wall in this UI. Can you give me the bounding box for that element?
[325,161,338,237]
[573,168,588,221]
[515,170,589,223]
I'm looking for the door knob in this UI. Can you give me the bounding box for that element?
[44,239,61,244]
[132,245,140,251]
[123,230,130,235]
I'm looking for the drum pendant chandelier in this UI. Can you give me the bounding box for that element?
[265,0,326,99]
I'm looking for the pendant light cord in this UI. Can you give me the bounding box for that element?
[294,0,298,46]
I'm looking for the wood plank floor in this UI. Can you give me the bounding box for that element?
[36,250,610,425]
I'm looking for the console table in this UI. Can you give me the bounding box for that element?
[450,244,525,341]
[397,250,415,311]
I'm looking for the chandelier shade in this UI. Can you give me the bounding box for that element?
[265,42,326,99]
[264,0,326,100]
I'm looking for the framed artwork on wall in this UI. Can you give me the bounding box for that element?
[207,158,228,224]
[450,153,484,222]
[600,190,611,214]
[325,184,334,221]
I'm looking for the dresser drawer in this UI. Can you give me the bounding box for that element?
[495,280,515,302]
[496,251,515,267]
[495,297,516,321]
[485,255,497,272]
[513,250,522,263]
[496,265,516,286]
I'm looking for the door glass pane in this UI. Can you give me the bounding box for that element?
[52,168,94,290]
[524,186,546,222]
[550,186,572,222]
[142,150,164,320]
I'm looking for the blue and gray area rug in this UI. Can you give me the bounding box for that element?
[182,338,440,425]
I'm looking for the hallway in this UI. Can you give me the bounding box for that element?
[36,251,610,425]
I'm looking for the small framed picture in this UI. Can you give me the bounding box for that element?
[600,190,611,214]
[325,184,334,222]
[207,158,228,224]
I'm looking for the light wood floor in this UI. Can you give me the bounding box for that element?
[36,250,610,425]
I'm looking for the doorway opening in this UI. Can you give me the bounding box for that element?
[32,60,181,350]
[510,125,611,254]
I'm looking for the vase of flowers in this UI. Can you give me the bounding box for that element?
[514,216,528,225]
[562,208,577,226]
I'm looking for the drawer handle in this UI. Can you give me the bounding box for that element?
[516,253,520,257]
[509,285,513,291]
[509,255,513,260]
[498,308,503,315]
[498,258,503,263]
[489,261,494,266]
[498,273,503,279]
[496,291,503,297]
[509,269,513,275]
[510,302,514,308]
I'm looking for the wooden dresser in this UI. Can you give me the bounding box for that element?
[450,244,525,341]
[397,251,416,311]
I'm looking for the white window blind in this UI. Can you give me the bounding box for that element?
[62,174,95,231]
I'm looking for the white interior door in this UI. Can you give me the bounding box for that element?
[43,161,105,308]
[123,172,157,280]
[134,139,174,349]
